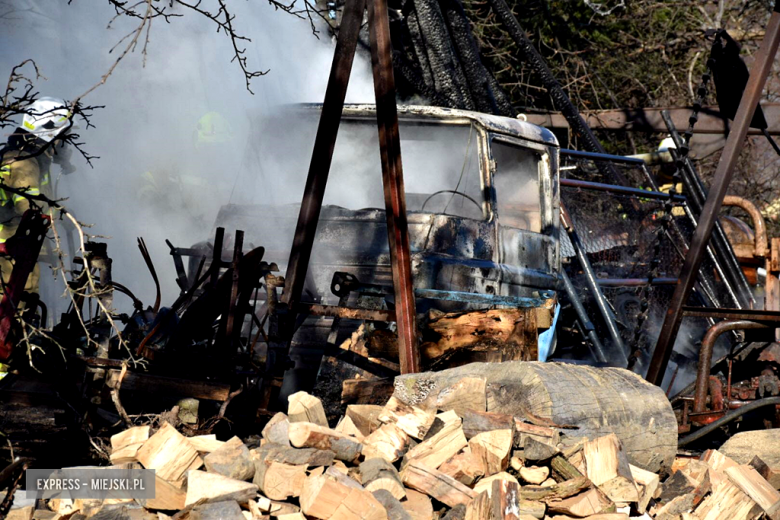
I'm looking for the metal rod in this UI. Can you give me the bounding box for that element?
[560,178,685,202]
[679,396,780,447]
[280,0,365,310]
[560,148,648,166]
[561,204,628,366]
[662,110,754,308]
[693,320,768,414]
[647,9,780,385]
[367,0,420,374]
[561,269,608,363]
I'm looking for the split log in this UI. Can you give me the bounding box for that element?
[400,461,477,507]
[261,413,290,446]
[136,423,202,482]
[694,479,763,520]
[519,466,549,485]
[751,456,780,491]
[204,436,255,481]
[288,422,362,463]
[402,415,467,471]
[725,465,780,519]
[630,464,660,514]
[342,378,395,405]
[546,487,613,517]
[583,434,639,503]
[300,473,388,520]
[460,410,514,440]
[468,429,512,475]
[287,392,329,427]
[550,455,584,481]
[360,458,406,500]
[362,423,410,463]
[378,397,435,440]
[336,415,366,440]
[494,479,545,519]
[523,437,559,463]
[187,434,225,454]
[517,477,590,502]
[392,362,677,472]
[250,443,335,468]
[473,472,518,497]
[110,426,149,452]
[184,470,258,507]
[513,420,559,448]
[372,489,412,520]
[653,493,694,520]
[346,405,384,436]
[439,449,486,486]
[401,489,434,520]
[702,449,739,487]
[141,475,187,511]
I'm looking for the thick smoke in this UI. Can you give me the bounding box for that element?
[0,0,375,317]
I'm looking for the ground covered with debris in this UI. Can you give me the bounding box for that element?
[3,362,780,520]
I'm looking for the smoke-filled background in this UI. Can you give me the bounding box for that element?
[0,0,378,318]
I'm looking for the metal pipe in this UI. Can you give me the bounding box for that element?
[647,11,780,385]
[560,148,648,166]
[561,269,608,363]
[693,320,768,414]
[723,195,769,258]
[662,111,754,308]
[561,205,628,366]
[678,396,780,447]
[559,178,686,202]
[595,277,678,287]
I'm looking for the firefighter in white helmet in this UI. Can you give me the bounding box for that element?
[656,136,685,217]
[0,97,76,293]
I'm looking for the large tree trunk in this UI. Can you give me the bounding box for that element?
[392,361,677,473]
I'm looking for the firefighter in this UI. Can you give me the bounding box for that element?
[0,97,76,294]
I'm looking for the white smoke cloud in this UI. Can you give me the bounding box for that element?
[0,0,375,316]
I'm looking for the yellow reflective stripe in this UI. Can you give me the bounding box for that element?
[23,120,35,131]
[41,171,50,186]
[0,165,10,177]
[13,188,39,204]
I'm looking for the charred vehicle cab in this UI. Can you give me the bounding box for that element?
[220,104,560,307]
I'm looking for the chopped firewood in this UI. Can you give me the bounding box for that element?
[652,493,694,520]
[517,477,589,502]
[372,489,412,520]
[401,489,434,520]
[276,513,306,520]
[497,479,545,519]
[725,465,780,519]
[510,456,523,472]
[110,442,144,465]
[629,463,660,514]
[473,472,519,497]
[401,461,477,508]
[378,396,436,440]
[751,455,780,490]
[464,491,490,520]
[519,465,549,485]
[288,422,362,462]
[432,377,487,416]
[362,423,410,463]
[582,434,638,503]
[204,436,255,481]
[342,378,395,405]
[250,443,336,468]
[546,515,627,520]
[701,449,739,475]
[522,437,559,463]
[5,507,33,520]
[261,413,291,447]
[184,470,259,507]
[141,474,187,511]
[439,449,486,486]
[468,429,512,475]
[402,415,467,471]
[540,478,556,487]
[441,504,467,520]
[345,405,384,436]
[136,423,203,482]
[187,435,226,454]
[656,470,700,506]
[513,420,559,448]
[680,459,711,487]
[694,479,762,520]
[252,460,307,500]
[335,415,366,440]
[360,457,406,500]
[460,410,514,440]
[287,391,329,427]
[550,455,584,481]
[299,473,387,520]
[308,466,326,477]
[111,425,150,451]
[546,487,613,517]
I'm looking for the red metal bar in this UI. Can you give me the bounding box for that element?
[367,0,420,374]
[647,9,780,385]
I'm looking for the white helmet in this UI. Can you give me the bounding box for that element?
[658,136,677,152]
[22,97,73,142]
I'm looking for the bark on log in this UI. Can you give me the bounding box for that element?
[392,362,676,472]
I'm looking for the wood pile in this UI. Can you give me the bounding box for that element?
[9,389,780,520]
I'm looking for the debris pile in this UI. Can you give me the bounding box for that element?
[9,382,780,520]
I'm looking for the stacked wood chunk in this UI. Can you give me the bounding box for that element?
[22,389,780,520]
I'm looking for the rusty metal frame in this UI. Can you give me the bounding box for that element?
[278,0,420,375]
[648,9,780,385]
